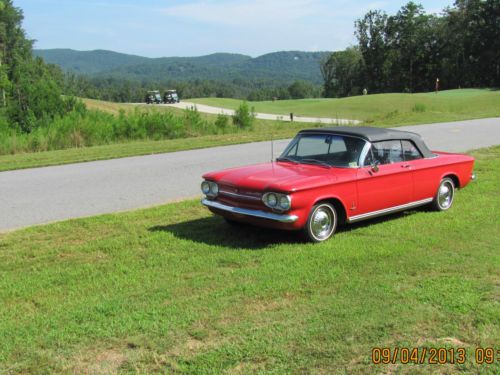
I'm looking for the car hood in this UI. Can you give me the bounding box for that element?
[203,162,355,192]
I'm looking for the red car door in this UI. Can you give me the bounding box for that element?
[401,140,436,201]
[355,140,413,217]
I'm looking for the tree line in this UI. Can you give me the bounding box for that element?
[0,0,81,133]
[59,73,322,103]
[321,0,499,97]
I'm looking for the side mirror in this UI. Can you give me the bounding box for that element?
[371,160,380,173]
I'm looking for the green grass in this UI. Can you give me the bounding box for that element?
[82,98,192,117]
[191,88,500,125]
[0,147,498,373]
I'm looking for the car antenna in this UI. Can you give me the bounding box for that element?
[271,135,274,163]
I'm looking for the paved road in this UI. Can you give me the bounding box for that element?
[1,118,499,231]
[143,101,360,125]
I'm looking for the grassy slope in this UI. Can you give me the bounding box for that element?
[0,147,498,373]
[1,89,499,172]
[191,89,500,125]
[82,98,138,115]
[83,98,187,116]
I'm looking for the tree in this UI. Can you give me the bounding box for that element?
[352,0,500,93]
[355,10,390,92]
[0,0,68,131]
[320,54,336,97]
[8,57,66,131]
[0,57,9,107]
[444,0,500,87]
[320,47,364,97]
[0,1,7,106]
[288,80,316,99]
[385,2,438,92]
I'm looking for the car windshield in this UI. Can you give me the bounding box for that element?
[278,133,367,168]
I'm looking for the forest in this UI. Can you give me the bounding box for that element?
[34,49,327,102]
[322,0,499,97]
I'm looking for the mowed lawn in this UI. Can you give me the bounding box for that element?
[191,88,500,125]
[0,147,498,374]
[82,98,193,117]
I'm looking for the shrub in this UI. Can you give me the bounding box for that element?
[215,113,229,132]
[183,106,204,137]
[232,101,255,129]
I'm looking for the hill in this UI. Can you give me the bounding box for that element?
[34,49,329,84]
[34,49,150,74]
[191,89,500,125]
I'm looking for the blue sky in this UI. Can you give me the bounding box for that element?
[17,0,453,57]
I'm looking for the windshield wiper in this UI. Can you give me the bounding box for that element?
[301,158,332,168]
[276,157,299,164]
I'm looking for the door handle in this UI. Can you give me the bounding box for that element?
[401,164,411,169]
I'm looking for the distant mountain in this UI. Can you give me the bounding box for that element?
[34,49,150,75]
[34,49,329,85]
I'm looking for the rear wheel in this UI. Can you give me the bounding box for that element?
[303,203,337,242]
[432,177,455,211]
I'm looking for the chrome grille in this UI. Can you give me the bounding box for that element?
[217,184,265,209]
[219,189,262,201]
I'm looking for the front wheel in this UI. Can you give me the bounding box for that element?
[432,177,455,211]
[303,203,337,242]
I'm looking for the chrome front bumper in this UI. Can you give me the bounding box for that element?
[201,199,298,223]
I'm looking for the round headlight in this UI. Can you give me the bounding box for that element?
[210,183,219,195]
[201,181,211,194]
[279,196,290,210]
[267,193,277,207]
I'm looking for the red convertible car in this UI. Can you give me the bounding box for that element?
[201,127,475,242]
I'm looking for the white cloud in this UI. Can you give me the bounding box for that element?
[161,0,322,27]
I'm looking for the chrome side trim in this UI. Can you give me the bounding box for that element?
[348,198,433,223]
[219,190,261,201]
[202,199,298,223]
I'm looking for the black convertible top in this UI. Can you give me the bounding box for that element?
[299,126,434,158]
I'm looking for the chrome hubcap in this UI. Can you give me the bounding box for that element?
[438,182,453,209]
[311,206,334,240]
